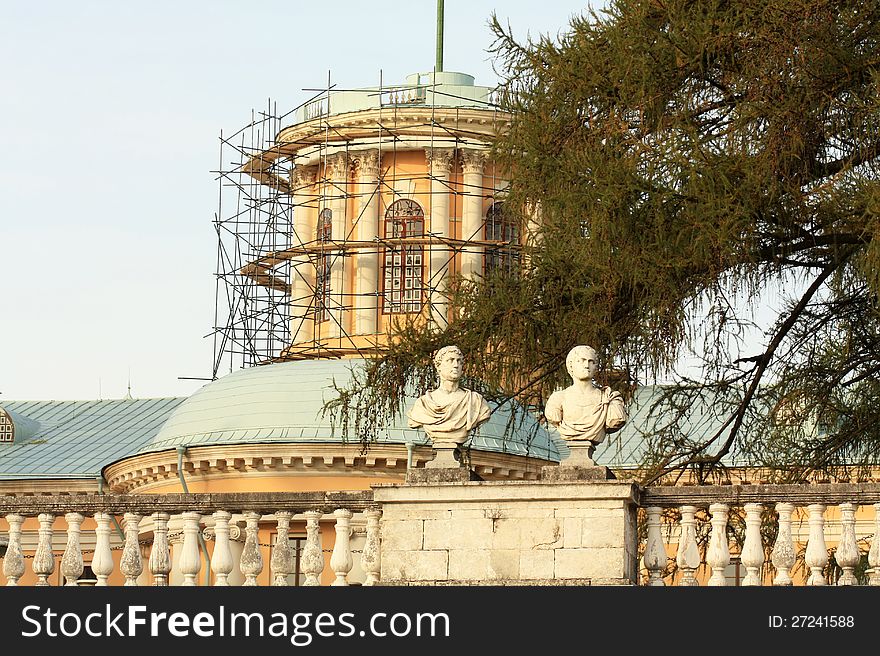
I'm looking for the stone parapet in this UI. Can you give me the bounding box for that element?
[373,479,640,586]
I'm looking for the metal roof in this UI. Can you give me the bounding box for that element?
[0,397,185,480]
[145,359,564,462]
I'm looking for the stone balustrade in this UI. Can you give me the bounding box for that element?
[0,492,379,587]
[640,483,880,586]
[5,482,880,586]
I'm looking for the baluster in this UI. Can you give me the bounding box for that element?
[301,511,324,586]
[240,512,263,586]
[180,512,203,586]
[771,502,796,586]
[707,503,730,586]
[675,505,700,586]
[805,503,828,586]
[330,508,353,586]
[362,508,382,586]
[741,503,765,586]
[92,512,114,586]
[3,514,25,586]
[643,507,667,586]
[870,503,880,586]
[121,513,143,586]
[836,503,859,586]
[33,513,55,586]
[61,512,84,586]
[149,512,171,586]
[271,511,293,586]
[212,511,234,586]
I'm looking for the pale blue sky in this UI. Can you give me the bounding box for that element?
[0,1,597,400]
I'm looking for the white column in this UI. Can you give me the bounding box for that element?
[675,505,700,586]
[3,514,25,586]
[149,512,172,586]
[92,512,114,586]
[301,510,324,586]
[33,513,55,586]
[805,503,828,586]
[271,511,294,586]
[771,502,796,586]
[326,153,348,338]
[354,150,380,335]
[211,510,234,586]
[61,512,84,586]
[291,166,317,345]
[361,508,382,586]
[870,503,880,586]
[425,147,455,329]
[179,512,203,586]
[121,512,143,586]
[239,512,263,586]
[460,149,486,280]
[706,503,730,586]
[836,503,859,586]
[330,508,354,586]
[643,507,667,586]
[741,503,764,586]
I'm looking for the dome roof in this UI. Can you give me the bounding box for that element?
[144,359,562,461]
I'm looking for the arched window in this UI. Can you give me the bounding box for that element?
[382,199,424,314]
[484,201,520,274]
[315,208,332,322]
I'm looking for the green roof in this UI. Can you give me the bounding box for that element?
[0,398,185,480]
[145,359,564,462]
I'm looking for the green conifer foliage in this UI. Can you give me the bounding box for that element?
[327,1,880,484]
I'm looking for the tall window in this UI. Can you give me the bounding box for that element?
[484,201,520,274]
[382,199,424,314]
[315,208,332,322]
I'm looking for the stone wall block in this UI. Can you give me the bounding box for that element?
[519,518,563,549]
[519,550,555,580]
[448,550,491,580]
[555,547,626,580]
[379,519,424,552]
[488,550,521,580]
[563,517,583,548]
[424,518,493,550]
[580,517,624,549]
[381,549,449,582]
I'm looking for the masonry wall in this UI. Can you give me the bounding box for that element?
[373,480,640,585]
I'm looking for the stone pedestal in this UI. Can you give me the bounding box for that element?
[425,442,460,469]
[374,479,640,585]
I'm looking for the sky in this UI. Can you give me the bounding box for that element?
[0,1,599,401]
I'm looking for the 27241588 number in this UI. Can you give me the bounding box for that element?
[769,616,855,628]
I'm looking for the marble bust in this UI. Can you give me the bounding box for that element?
[545,345,627,464]
[407,345,492,449]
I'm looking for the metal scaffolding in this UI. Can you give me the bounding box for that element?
[211,73,514,380]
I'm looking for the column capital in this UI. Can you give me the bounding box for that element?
[460,148,488,175]
[426,147,455,175]
[326,153,350,181]
[355,149,380,179]
[292,165,317,188]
